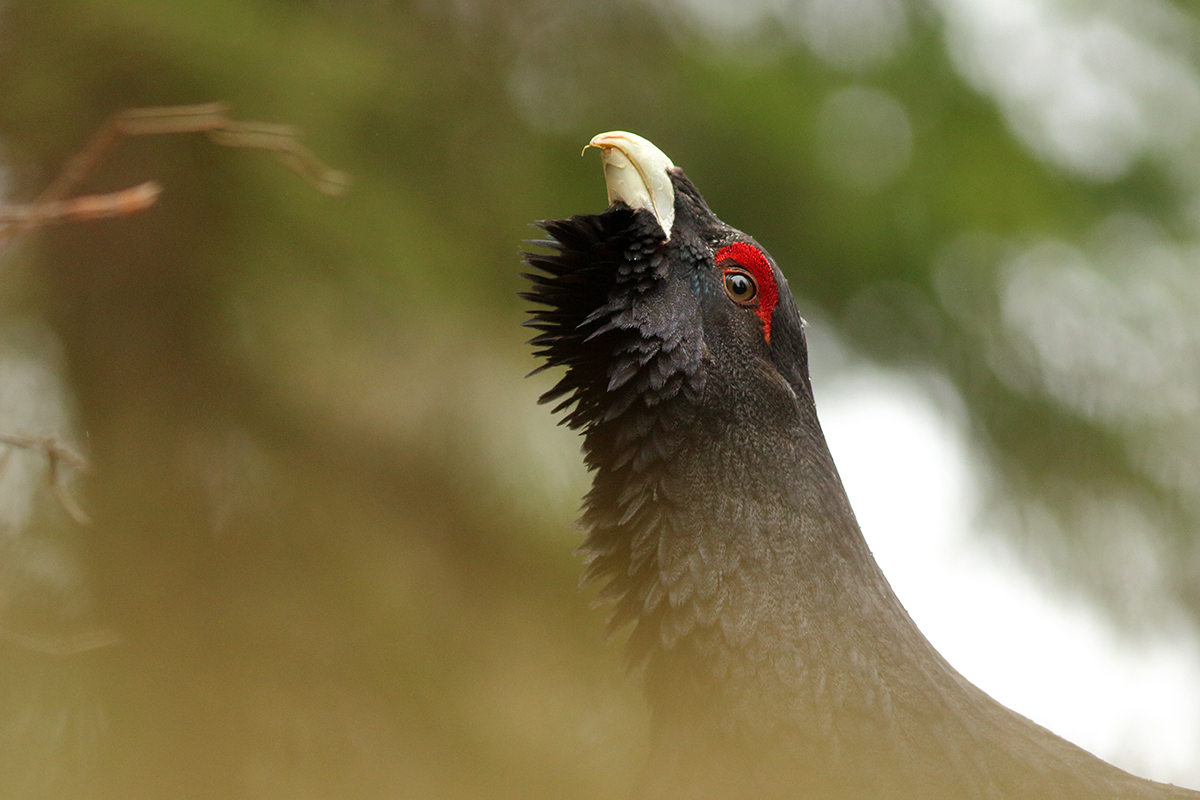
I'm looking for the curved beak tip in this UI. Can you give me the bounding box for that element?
[585,131,676,240]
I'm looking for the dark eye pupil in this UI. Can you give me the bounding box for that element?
[724,271,757,303]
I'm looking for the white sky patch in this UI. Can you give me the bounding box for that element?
[783,0,910,72]
[999,216,1200,426]
[653,0,1200,182]
[655,0,910,70]
[819,368,1200,787]
[933,0,1200,181]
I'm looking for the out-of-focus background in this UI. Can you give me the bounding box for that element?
[0,0,1198,797]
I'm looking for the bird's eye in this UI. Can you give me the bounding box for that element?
[723,269,758,305]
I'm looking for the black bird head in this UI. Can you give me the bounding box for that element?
[523,133,841,668]
[526,131,811,414]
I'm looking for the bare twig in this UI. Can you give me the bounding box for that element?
[0,433,90,525]
[0,433,88,470]
[0,181,162,226]
[0,101,349,245]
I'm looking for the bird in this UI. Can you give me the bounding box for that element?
[520,131,1200,800]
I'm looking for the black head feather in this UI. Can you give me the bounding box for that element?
[522,200,703,656]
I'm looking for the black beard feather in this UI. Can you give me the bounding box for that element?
[521,203,707,664]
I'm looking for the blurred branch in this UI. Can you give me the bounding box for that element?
[0,433,90,525]
[0,102,352,655]
[0,101,350,245]
[0,181,162,226]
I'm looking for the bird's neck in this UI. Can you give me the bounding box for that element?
[581,381,1001,794]
[591,393,1163,800]
[583,383,919,723]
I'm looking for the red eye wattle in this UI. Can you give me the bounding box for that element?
[715,242,779,342]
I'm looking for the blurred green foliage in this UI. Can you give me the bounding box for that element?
[0,0,1197,797]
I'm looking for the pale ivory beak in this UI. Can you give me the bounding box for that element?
[586,131,676,240]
